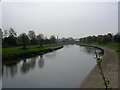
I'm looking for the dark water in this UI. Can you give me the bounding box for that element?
[1,45,102,88]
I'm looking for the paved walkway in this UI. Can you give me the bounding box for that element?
[81,46,118,88]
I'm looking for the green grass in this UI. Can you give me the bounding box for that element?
[89,42,120,52]
[2,43,62,60]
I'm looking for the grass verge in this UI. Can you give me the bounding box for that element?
[2,43,63,60]
[89,42,120,52]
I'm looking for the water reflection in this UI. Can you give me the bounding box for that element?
[9,65,17,77]
[2,46,102,78]
[21,59,31,74]
[2,60,19,78]
[0,70,1,79]
[64,45,70,48]
[2,64,18,78]
[2,60,22,78]
[45,51,56,60]
[38,55,44,68]
[21,56,37,74]
[83,46,103,56]
[84,47,95,55]
[30,56,37,69]
[2,45,102,88]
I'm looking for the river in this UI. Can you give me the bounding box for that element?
[1,45,102,88]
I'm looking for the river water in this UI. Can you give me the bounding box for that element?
[1,45,102,88]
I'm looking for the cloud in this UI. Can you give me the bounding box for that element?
[2,2,118,38]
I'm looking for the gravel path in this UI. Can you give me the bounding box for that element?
[81,46,118,88]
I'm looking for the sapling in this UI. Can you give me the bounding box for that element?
[94,49,110,90]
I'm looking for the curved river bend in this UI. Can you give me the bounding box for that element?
[2,45,101,88]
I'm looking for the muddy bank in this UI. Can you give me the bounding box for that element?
[81,46,118,88]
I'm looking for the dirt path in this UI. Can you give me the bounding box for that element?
[81,46,118,88]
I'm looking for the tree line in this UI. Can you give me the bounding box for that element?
[79,33,120,44]
[0,27,57,48]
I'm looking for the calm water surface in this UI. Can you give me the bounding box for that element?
[1,45,101,88]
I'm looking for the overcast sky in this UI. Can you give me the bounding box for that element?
[1,0,118,38]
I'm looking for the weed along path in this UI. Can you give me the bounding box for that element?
[81,46,118,88]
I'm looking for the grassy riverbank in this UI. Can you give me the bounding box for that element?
[2,43,63,60]
[88,42,120,52]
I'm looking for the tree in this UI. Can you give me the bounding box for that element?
[107,33,113,41]
[28,31,37,45]
[113,33,120,43]
[37,33,44,48]
[50,35,56,43]
[18,33,30,49]
[9,27,17,37]
[7,28,17,46]
[0,28,3,39]
[2,28,17,46]
[4,36,17,46]
[97,35,104,44]
[0,28,3,45]
[3,29,8,38]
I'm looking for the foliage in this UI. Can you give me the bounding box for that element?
[3,36,17,46]
[18,33,30,49]
[0,28,2,45]
[0,28,3,38]
[36,33,44,48]
[2,28,17,47]
[50,35,56,43]
[2,27,59,48]
[79,33,120,52]
[9,27,17,37]
[79,33,120,44]
[113,33,120,43]
[94,50,110,89]
[2,43,62,60]
[28,31,37,45]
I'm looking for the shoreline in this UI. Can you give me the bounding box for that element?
[80,45,118,88]
[3,45,64,61]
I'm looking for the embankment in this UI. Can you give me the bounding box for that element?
[80,45,118,88]
[3,45,63,61]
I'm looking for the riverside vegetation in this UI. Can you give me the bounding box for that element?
[79,33,120,89]
[2,43,63,60]
[0,28,63,61]
[94,49,110,90]
[79,33,120,52]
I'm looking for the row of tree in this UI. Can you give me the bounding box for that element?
[0,27,57,48]
[79,33,120,44]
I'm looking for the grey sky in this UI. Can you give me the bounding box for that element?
[1,1,118,38]
[1,0,119,2]
[0,3,1,27]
